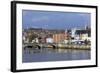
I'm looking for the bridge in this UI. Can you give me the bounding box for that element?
[23,43,58,50]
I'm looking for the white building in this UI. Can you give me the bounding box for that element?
[64,40,69,44]
[46,38,53,43]
[32,38,39,43]
[71,28,76,37]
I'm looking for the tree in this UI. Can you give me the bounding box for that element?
[28,32,38,43]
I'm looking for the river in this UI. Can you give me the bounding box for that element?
[22,48,90,63]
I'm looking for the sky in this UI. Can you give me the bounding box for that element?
[22,10,91,30]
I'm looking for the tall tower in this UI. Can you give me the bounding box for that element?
[71,28,76,38]
[65,29,67,34]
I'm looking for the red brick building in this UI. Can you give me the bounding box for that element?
[53,33,68,43]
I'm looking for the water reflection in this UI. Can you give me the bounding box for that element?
[22,48,90,63]
[23,47,90,54]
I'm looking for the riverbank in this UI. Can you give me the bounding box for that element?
[23,43,91,50]
[45,45,90,50]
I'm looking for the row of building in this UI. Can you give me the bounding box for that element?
[23,26,91,45]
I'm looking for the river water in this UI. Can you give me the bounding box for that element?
[22,48,90,63]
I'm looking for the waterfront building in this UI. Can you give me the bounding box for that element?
[53,33,68,43]
[32,38,39,43]
[71,28,76,38]
[46,38,54,43]
[75,29,91,41]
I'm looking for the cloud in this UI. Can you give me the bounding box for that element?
[32,16,49,22]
